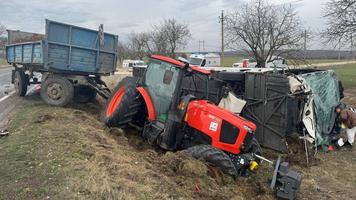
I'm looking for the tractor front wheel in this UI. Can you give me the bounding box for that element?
[185,145,238,177]
[102,77,142,127]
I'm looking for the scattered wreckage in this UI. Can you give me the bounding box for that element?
[105,55,303,200]
[133,64,344,153]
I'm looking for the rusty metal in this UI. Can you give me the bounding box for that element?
[7,30,44,45]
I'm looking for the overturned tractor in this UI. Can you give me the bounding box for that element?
[102,55,301,199]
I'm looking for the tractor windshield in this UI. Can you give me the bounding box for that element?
[143,60,180,122]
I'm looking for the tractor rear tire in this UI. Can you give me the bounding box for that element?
[14,69,29,97]
[40,75,74,106]
[185,145,238,177]
[73,85,97,103]
[102,77,142,127]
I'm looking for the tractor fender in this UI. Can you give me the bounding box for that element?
[137,87,155,121]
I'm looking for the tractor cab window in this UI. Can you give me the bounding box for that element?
[144,60,180,122]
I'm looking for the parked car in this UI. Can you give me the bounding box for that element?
[189,53,221,67]
[232,56,287,68]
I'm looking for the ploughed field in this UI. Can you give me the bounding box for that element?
[0,75,355,200]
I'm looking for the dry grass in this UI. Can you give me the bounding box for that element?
[0,76,355,200]
[0,95,275,200]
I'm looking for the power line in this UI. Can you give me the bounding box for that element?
[198,40,205,53]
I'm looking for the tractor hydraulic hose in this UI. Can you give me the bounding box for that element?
[254,154,274,164]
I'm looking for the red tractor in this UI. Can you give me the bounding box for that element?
[102,55,301,199]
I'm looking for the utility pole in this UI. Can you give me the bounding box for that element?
[219,10,225,66]
[351,34,354,60]
[198,40,201,53]
[338,38,341,60]
[202,40,205,52]
[303,30,307,60]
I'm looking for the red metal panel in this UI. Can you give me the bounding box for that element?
[137,86,155,121]
[106,87,126,117]
[150,55,211,75]
[185,100,256,154]
[7,30,44,45]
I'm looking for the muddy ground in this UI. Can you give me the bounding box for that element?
[0,76,355,200]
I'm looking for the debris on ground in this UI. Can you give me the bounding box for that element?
[0,84,355,200]
[0,129,9,137]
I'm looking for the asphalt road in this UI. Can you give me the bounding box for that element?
[0,66,40,130]
[0,67,13,99]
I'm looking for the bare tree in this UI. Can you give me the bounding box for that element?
[127,32,151,59]
[150,29,169,55]
[0,24,7,58]
[225,0,304,67]
[0,24,5,36]
[323,0,356,45]
[117,41,132,65]
[154,18,191,58]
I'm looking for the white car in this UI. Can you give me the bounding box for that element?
[189,53,221,67]
[232,56,287,68]
[122,60,147,71]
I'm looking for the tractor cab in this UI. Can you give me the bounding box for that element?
[136,55,259,155]
[142,55,210,122]
[142,58,181,122]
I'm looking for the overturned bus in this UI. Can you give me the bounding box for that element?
[133,66,343,152]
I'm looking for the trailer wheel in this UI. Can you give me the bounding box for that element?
[14,69,29,96]
[40,75,74,106]
[102,77,142,127]
[73,85,97,103]
[185,145,238,177]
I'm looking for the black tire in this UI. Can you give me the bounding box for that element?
[14,69,29,96]
[40,75,74,106]
[102,77,142,127]
[73,85,97,103]
[185,145,238,177]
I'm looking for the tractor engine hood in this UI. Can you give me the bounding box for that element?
[185,100,256,155]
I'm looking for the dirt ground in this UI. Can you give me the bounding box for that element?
[0,78,355,200]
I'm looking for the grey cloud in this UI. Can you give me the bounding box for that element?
[0,0,329,51]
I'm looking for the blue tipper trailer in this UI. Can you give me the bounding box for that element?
[6,19,118,106]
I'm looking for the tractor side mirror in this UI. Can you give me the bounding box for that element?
[163,70,173,85]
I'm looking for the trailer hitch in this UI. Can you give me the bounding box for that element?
[255,155,302,200]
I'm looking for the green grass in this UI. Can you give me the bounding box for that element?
[0,58,7,65]
[307,59,353,64]
[0,105,91,199]
[224,57,353,67]
[222,56,243,67]
[327,63,356,88]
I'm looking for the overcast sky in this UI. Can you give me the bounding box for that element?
[0,0,330,51]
